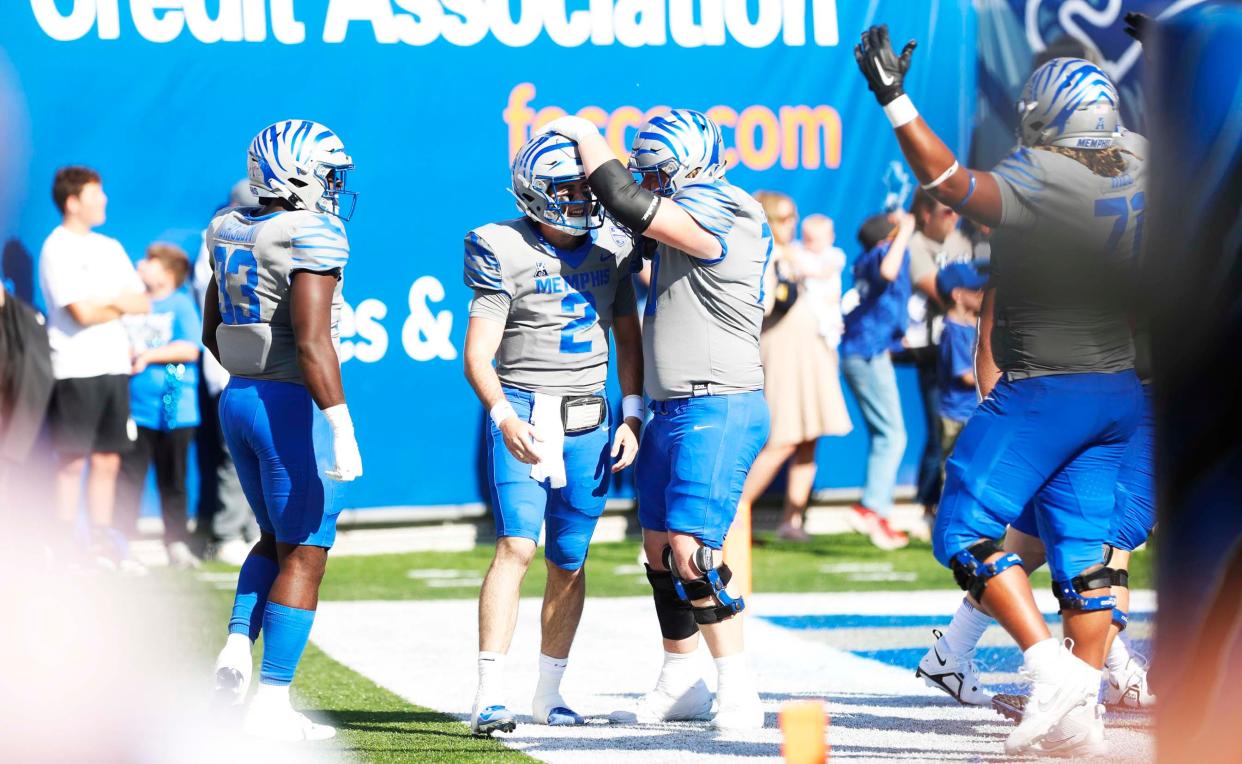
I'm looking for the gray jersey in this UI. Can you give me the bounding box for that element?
[642,181,768,400]
[988,130,1146,378]
[464,217,636,396]
[204,207,348,384]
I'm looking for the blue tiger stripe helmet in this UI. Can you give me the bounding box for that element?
[1017,58,1121,150]
[629,109,727,197]
[247,120,357,220]
[511,132,604,235]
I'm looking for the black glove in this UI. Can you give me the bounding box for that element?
[854,25,917,106]
[1123,11,1150,42]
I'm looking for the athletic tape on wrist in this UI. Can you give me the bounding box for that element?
[883,94,918,128]
[322,404,353,432]
[489,400,517,427]
[622,395,646,422]
[921,161,960,191]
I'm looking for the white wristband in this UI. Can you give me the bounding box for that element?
[883,94,918,128]
[622,395,646,422]
[489,400,517,427]
[322,404,353,433]
[920,160,960,191]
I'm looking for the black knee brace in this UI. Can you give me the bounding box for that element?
[1109,566,1129,630]
[664,546,745,624]
[950,539,1023,602]
[645,564,699,640]
[1052,567,1117,613]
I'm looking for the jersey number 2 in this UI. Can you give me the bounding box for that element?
[213,244,260,325]
[560,291,598,354]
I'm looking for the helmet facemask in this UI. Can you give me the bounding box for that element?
[628,156,679,197]
[514,173,603,235]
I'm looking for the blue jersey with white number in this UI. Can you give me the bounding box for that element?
[204,206,348,384]
[464,217,636,397]
[987,130,1145,378]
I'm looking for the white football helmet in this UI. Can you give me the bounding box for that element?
[1017,58,1121,150]
[511,132,603,235]
[628,109,727,196]
[247,120,357,220]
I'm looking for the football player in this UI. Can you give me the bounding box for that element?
[542,110,771,730]
[918,356,1156,715]
[855,27,1147,756]
[463,132,644,735]
[205,120,362,742]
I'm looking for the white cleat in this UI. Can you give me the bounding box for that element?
[1103,655,1156,709]
[612,678,714,724]
[471,703,517,735]
[1005,644,1100,756]
[711,687,764,731]
[213,636,253,706]
[1033,701,1108,758]
[243,690,336,742]
[915,629,992,706]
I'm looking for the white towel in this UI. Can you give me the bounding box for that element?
[528,393,566,489]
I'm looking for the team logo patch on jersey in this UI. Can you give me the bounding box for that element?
[534,261,549,278]
[609,225,632,248]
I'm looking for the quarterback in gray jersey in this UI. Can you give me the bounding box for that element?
[858,27,1145,756]
[543,109,770,731]
[204,120,360,743]
[462,132,643,735]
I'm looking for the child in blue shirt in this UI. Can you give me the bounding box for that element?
[935,262,989,466]
[839,211,916,550]
[116,243,202,568]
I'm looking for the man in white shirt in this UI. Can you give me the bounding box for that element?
[39,166,149,565]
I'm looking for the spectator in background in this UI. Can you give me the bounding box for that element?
[39,166,150,570]
[737,193,851,541]
[963,218,993,265]
[839,212,916,550]
[897,189,975,538]
[190,180,258,564]
[795,214,849,345]
[933,263,988,517]
[115,243,202,569]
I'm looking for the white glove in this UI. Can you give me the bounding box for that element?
[322,404,363,482]
[537,115,600,143]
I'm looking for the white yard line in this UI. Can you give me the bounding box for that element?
[312,592,1154,763]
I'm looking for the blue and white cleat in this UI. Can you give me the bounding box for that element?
[471,704,517,736]
[534,698,585,726]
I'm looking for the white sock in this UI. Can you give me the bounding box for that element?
[656,650,699,691]
[1022,637,1063,672]
[533,654,568,706]
[253,682,291,704]
[941,598,993,656]
[1106,634,1132,673]
[476,651,506,709]
[714,653,752,697]
[225,632,252,654]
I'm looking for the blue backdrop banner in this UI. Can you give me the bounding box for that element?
[1,1,977,511]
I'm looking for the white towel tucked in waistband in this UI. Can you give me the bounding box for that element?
[528,393,566,489]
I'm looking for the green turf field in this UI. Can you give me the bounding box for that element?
[196,534,1153,762]
[309,534,1153,602]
